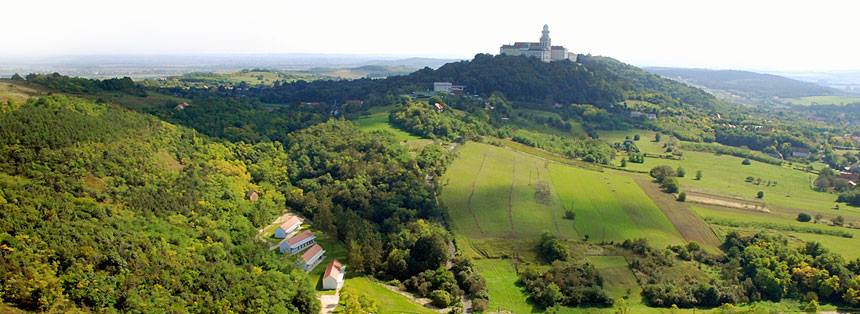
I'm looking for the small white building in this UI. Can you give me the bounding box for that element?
[299,244,326,272]
[279,230,316,255]
[322,259,345,290]
[274,215,302,239]
[433,82,465,95]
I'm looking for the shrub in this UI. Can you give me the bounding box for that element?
[650,165,676,182]
[742,159,751,165]
[634,134,641,141]
[797,213,812,222]
[471,298,488,312]
[564,210,576,220]
[677,192,686,202]
[833,216,845,226]
[537,232,569,262]
[677,167,686,178]
[662,177,680,193]
[695,170,702,180]
[430,290,452,307]
[756,191,764,199]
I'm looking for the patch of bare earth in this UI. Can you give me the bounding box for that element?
[685,191,770,213]
[633,176,722,248]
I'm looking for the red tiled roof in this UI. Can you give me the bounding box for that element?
[280,216,301,231]
[301,244,324,263]
[286,230,314,246]
[324,259,343,279]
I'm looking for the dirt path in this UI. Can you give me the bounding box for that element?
[319,292,339,314]
[507,155,517,237]
[633,177,722,248]
[466,153,488,234]
[684,191,770,213]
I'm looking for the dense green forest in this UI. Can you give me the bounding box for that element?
[0,95,318,312]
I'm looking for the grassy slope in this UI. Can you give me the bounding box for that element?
[443,142,683,248]
[472,259,533,314]
[352,111,421,142]
[549,163,684,248]
[600,130,859,221]
[601,129,860,258]
[692,205,860,260]
[343,277,436,314]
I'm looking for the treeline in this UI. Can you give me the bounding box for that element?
[0,95,318,312]
[520,262,614,308]
[713,126,814,154]
[634,233,860,309]
[19,73,144,95]
[681,142,784,165]
[511,129,614,164]
[388,101,494,140]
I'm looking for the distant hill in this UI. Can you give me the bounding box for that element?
[645,67,838,103]
[259,54,720,111]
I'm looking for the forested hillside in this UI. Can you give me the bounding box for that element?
[235,54,720,112]
[0,95,319,312]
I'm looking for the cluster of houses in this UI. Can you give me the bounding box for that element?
[273,214,344,290]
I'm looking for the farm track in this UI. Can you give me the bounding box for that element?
[466,153,487,235]
[507,155,517,237]
[543,162,562,235]
[633,176,722,249]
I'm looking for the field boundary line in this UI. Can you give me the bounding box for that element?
[508,155,517,237]
[466,152,487,235]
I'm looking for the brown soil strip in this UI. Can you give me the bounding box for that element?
[684,191,769,213]
[633,176,722,249]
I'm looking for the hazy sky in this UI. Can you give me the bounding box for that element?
[4,0,859,71]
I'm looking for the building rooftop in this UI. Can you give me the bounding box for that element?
[301,244,324,263]
[286,230,314,246]
[324,259,344,279]
[279,216,301,231]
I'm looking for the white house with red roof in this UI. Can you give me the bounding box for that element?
[280,230,316,255]
[322,259,345,290]
[274,215,302,239]
[299,244,326,272]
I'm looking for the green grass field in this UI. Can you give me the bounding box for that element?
[549,163,684,248]
[352,111,421,142]
[587,256,641,301]
[692,205,860,260]
[472,259,534,313]
[443,142,685,256]
[787,95,860,106]
[599,130,860,223]
[342,277,436,314]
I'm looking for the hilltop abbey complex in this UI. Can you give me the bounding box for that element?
[499,25,576,62]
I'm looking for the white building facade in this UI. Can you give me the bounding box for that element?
[499,25,576,63]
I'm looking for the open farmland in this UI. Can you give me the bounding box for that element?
[692,205,860,260]
[342,277,436,314]
[599,130,859,221]
[442,142,685,254]
[352,111,421,142]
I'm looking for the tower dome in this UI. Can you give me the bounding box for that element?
[540,24,551,50]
